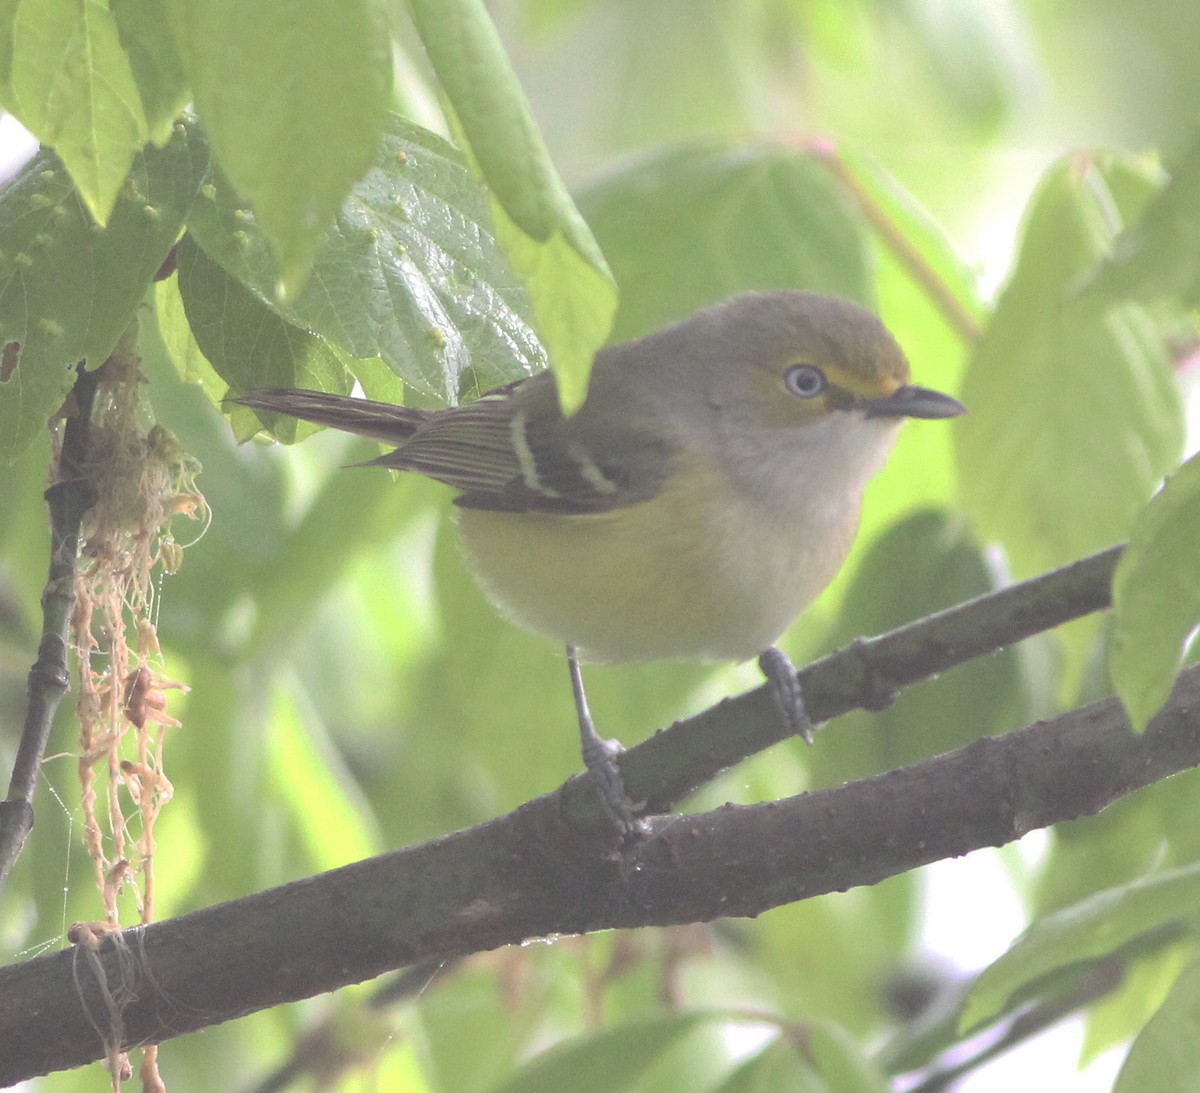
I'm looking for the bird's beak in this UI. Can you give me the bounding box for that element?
[863,385,966,420]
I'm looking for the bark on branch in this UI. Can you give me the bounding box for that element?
[3,542,1192,1084]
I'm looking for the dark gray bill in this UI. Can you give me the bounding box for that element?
[864,385,966,420]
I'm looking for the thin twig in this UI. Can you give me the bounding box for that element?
[0,362,100,896]
[810,142,985,344]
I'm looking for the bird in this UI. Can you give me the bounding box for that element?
[232,291,965,833]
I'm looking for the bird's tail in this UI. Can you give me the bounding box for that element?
[231,388,432,444]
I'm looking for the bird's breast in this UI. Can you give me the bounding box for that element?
[453,424,885,663]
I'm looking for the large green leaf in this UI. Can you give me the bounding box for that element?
[264,681,380,871]
[576,141,873,343]
[186,114,545,404]
[0,118,209,463]
[1114,956,1200,1093]
[813,509,1019,783]
[832,146,986,338]
[174,233,353,442]
[955,154,1185,580]
[1110,451,1200,732]
[153,270,225,403]
[890,1,1021,136]
[1087,133,1200,306]
[407,0,616,410]
[961,863,1200,1033]
[486,1013,713,1093]
[169,0,393,295]
[9,0,148,223]
[111,0,190,145]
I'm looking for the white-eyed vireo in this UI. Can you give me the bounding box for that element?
[235,291,964,832]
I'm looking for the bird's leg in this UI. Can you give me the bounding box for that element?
[566,646,643,835]
[758,645,814,744]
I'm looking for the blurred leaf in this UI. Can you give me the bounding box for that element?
[175,232,353,443]
[417,955,554,1091]
[751,882,917,1039]
[1113,956,1200,1093]
[168,0,393,294]
[1087,133,1200,306]
[893,0,1022,136]
[955,154,1186,580]
[813,509,1017,784]
[1110,451,1200,732]
[186,113,545,404]
[265,681,380,871]
[714,1038,821,1093]
[831,145,986,335]
[518,0,606,35]
[486,202,616,410]
[577,141,872,343]
[0,118,209,463]
[806,1020,890,1093]
[111,0,190,145]
[961,863,1200,1033]
[240,449,417,662]
[1081,942,1192,1065]
[9,0,148,223]
[0,0,15,94]
[1033,789,1175,920]
[407,0,616,410]
[486,1012,712,1093]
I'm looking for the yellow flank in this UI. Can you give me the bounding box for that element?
[456,446,864,663]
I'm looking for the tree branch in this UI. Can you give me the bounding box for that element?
[0,363,99,896]
[613,543,1123,818]
[3,647,1196,1082]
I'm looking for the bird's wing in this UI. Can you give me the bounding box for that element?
[376,376,675,515]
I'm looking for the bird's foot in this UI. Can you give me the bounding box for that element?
[758,645,814,744]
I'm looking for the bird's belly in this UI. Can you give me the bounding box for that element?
[455,472,859,663]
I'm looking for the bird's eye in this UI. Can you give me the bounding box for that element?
[784,364,826,399]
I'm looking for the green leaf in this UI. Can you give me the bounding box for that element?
[1082,943,1192,1065]
[1087,134,1200,306]
[9,0,149,223]
[813,509,1019,782]
[806,1020,890,1093]
[153,272,226,402]
[186,114,545,404]
[892,1,1021,136]
[485,1013,711,1093]
[0,0,17,94]
[955,154,1186,580]
[713,1039,821,1093]
[0,118,209,463]
[174,233,353,442]
[169,0,393,295]
[488,201,616,410]
[407,0,616,409]
[265,681,380,870]
[961,863,1200,1033]
[1114,956,1200,1093]
[1110,452,1200,732]
[576,141,873,343]
[111,0,190,145]
[832,146,986,338]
